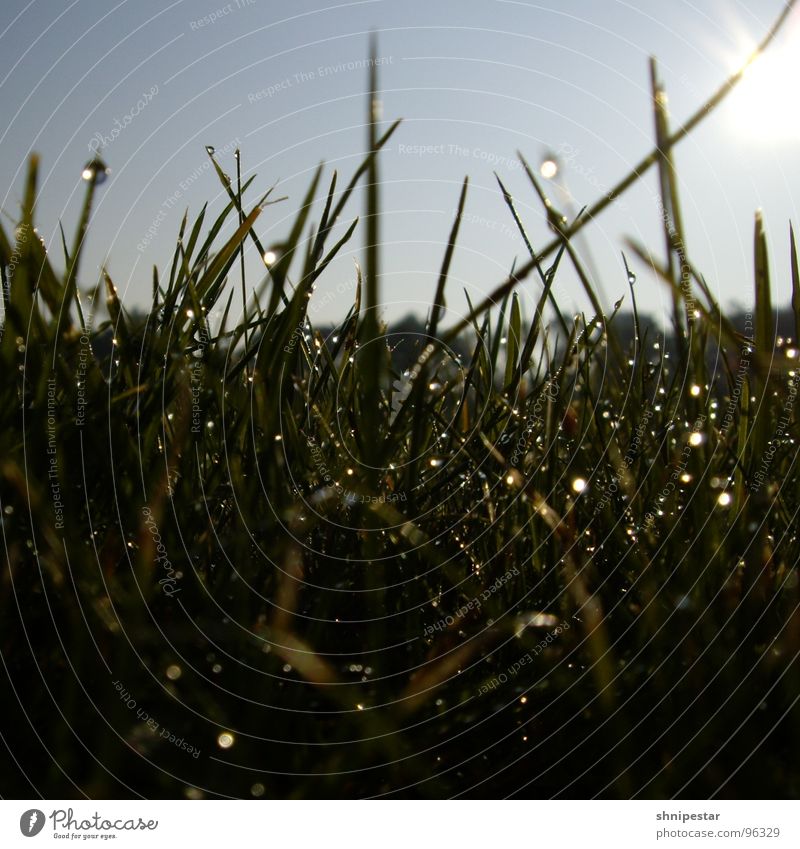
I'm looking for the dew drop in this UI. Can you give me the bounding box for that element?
[81,158,110,184]
[571,477,587,493]
[540,159,558,179]
[216,731,235,749]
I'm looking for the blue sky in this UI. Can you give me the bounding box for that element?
[1,0,798,329]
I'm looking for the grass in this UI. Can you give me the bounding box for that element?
[2,11,800,798]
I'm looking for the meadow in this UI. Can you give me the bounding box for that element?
[1,14,799,799]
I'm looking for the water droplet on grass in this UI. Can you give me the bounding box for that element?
[216,731,235,749]
[540,159,558,179]
[571,477,587,493]
[81,158,109,184]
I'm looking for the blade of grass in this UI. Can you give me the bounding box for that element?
[443,1,798,341]
[790,223,800,344]
[428,176,468,341]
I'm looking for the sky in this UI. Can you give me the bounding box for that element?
[1,0,799,330]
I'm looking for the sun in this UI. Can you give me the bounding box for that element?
[729,37,800,141]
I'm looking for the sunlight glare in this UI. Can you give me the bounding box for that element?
[730,37,800,140]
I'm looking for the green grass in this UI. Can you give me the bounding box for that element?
[2,19,800,798]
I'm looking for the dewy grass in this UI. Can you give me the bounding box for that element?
[1,7,800,800]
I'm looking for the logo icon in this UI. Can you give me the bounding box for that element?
[389,373,414,425]
[19,809,46,837]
